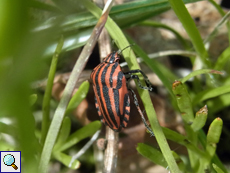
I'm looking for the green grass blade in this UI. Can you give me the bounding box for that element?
[137,143,168,167]
[172,151,186,172]
[179,69,222,83]
[53,117,71,151]
[201,118,223,171]
[208,0,230,43]
[198,131,228,173]
[167,0,210,67]
[41,36,64,145]
[214,47,230,70]
[213,163,225,173]
[41,0,202,56]
[192,85,230,106]
[207,118,223,146]
[29,0,62,13]
[66,80,90,115]
[51,0,202,32]
[204,11,230,45]
[53,152,80,169]
[172,81,199,169]
[207,93,230,114]
[43,28,93,57]
[162,127,208,161]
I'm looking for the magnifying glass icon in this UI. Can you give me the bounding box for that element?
[3,154,18,170]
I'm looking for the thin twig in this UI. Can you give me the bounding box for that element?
[103,127,119,173]
[97,1,119,172]
[119,50,197,67]
[90,0,118,172]
[99,28,119,172]
[69,130,101,167]
[204,11,230,44]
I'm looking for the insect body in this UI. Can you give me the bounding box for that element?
[91,51,130,131]
[91,48,154,135]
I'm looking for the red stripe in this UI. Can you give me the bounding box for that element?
[97,64,117,129]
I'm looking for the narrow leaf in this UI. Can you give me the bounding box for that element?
[207,118,223,145]
[172,81,194,124]
[66,81,89,115]
[212,163,225,173]
[180,69,222,83]
[41,36,64,145]
[214,47,230,70]
[191,105,208,132]
[192,85,230,106]
[53,152,80,169]
[54,117,71,151]
[167,0,210,67]
[172,151,185,172]
[203,118,223,171]
[137,143,167,167]
[207,93,230,114]
[58,121,101,152]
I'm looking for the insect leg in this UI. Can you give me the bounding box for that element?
[124,70,153,91]
[125,74,153,91]
[128,88,154,137]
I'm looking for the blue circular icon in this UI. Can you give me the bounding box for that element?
[3,154,15,166]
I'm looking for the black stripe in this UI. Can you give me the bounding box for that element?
[101,64,118,128]
[95,64,113,127]
[109,53,116,63]
[125,109,130,116]
[109,63,118,88]
[104,53,112,63]
[120,93,129,126]
[104,57,108,62]
[113,88,120,121]
[96,107,100,112]
[121,122,126,128]
[94,96,98,104]
[123,116,129,123]
[126,101,130,107]
[116,71,124,89]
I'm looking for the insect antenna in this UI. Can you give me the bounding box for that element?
[117,43,135,55]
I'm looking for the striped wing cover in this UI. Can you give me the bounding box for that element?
[91,62,130,131]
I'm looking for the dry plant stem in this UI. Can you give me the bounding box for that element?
[104,127,119,173]
[69,130,101,167]
[98,28,112,59]
[119,50,197,67]
[38,1,113,172]
[98,14,119,173]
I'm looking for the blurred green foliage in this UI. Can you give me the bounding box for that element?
[0,0,230,172]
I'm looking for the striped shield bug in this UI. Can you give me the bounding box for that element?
[90,46,154,136]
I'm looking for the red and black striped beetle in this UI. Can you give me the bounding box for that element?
[90,47,154,135]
